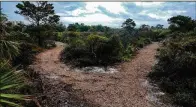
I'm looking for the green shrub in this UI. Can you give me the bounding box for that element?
[173,92,196,107]
[122,44,135,61]
[12,43,43,68]
[134,37,152,48]
[136,30,161,42]
[62,34,124,66]
[96,35,123,64]
[43,40,56,49]
[62,38,90,66]
[8,31,32,42]
[157,30,171,41]
[148,33,196,106]
[57,32,64,42]
[62,31,81,43]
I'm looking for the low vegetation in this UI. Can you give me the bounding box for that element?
[148,16,196,107]
[61,18,168,67]
[62,34,123,66]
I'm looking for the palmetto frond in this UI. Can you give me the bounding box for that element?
[0,40,20,60]
[0,62,31,107]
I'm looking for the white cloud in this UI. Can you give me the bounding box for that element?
[134,2,164,7]
[56,13,66,16]
[72,8,98,16]
[61,13,122,23]
[67,2,127,16]
[139,10,166,20]
[167,10,186,14]
[56,2,192,28]
[61,13,123,27]
[85,2,127,14]
[147,13,171,20]
[139,9,186,21]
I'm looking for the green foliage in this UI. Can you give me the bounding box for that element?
[57,32,64,42]
[122,18,136,33]
[12,43,43,68]
[157,30,171,41]
[148,33,196,106]
[67,23,111,32]
[0,61,31,107]
[122,44,135,61]
[24,24,58,46]
[15,1,60,46]
[54,23,66,32]
[0,40,20,60]
[155,24,164,29]
[139,24,150,31]
[62,31,81,43]
[8,31,31,42]
[67,24,77,31]
[62,18,171,67]
[62,34,124,66]
[15,1,59,26]
[87,35,123,65]
[168,15,195,32]
[43,40,56,49]
[135,37,151,48]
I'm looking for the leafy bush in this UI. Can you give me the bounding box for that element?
[122,44,136,61]
[8,31,32,42]
[157,30,171,41]
[148,33,196,106]
[43,40,56,49]
[94,35,123,64]
[12,43,44,68]
[62,34,124,66]
[134,30,161,42]
[61,31,81,43]
[57,32,64,42]
[135,37,152,48]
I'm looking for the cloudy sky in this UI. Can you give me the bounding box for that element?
[1,2,196,28]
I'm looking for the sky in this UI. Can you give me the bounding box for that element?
[1,2,196,28]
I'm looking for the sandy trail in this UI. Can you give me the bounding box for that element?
[31,42,159,107]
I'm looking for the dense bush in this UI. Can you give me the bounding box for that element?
[156,30,171,41]
[8,31,32,42]
[60,31,81,43]
[148,33,196,107]
[43,40,56,49]
[61,27,168,67]
[62,34,123,66]
[137,29,169,42]
[60,31,105,43]
[134,37,152,48]
[168,15,195,32]
[12,43,44,68]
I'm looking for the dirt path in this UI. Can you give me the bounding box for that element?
[31,42,159,107]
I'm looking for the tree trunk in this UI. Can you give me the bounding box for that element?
[36,22,43,47]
